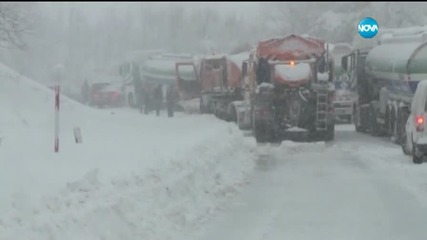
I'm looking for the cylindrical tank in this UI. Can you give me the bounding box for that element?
[141,55,197,85]
[364,35,427,93]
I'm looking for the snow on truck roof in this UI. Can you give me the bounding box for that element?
[142,57,196,81]
[257,34,325,60]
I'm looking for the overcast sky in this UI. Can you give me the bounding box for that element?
[39,2,261,20]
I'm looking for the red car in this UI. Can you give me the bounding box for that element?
[89,82,124,107]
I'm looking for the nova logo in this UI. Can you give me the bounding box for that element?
[358,17,378,38]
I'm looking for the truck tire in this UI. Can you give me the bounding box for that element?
[199,97,207,114]
[324,124,335,141]
[228,105,237,123]
[254,123,268,143]
[390,108,399,144]
[354,104,365,133]
[208,101,215,114]
[369,104,380,136]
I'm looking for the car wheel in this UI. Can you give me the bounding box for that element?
[412,142,423,164]
[401,129,411,156]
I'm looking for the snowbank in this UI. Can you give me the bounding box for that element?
[178,98,201,114]
[0,63,257,239]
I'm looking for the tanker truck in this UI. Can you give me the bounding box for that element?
[118,49,167,107]
[120,52,198,110]
[237,34,335,143]
[342,32,427,144]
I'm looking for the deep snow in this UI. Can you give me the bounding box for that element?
[4,58,427,240]
[0,63,256,240]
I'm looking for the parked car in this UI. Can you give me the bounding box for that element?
[402,80,427,164]
[89,81,124,108]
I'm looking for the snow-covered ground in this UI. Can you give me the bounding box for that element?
[4,60,427,239]
[0,63,256,240]
[186,125,427,240]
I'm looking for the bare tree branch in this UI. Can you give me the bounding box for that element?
[0,2,34,50]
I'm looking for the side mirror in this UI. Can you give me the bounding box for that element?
[342,57,348,72]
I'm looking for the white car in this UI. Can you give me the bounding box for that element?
[402,80,427,164]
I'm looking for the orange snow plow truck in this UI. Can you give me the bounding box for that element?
[175,52,249,122]
[237,34,336,143]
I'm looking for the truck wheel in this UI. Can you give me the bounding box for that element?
[324,124,335,141]
[390,108,399,144]
[213,103,219,118]
[369,104,380,136]
[254,123,267,143]
[354,104,364,133]
[412,143,423,164]
[355,125,364,133]
[227,104,237,123]
[208,101,215,114]
[199,97,206,114]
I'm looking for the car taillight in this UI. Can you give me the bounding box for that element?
[416,115,424,132]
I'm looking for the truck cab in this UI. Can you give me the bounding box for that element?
[341,49,370,132]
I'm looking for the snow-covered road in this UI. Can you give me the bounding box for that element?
[3,61,427,239]
[188,125,427,240]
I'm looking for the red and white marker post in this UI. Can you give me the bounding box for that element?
[54,85,60,153]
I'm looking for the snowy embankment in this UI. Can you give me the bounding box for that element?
[0,63,256,239]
